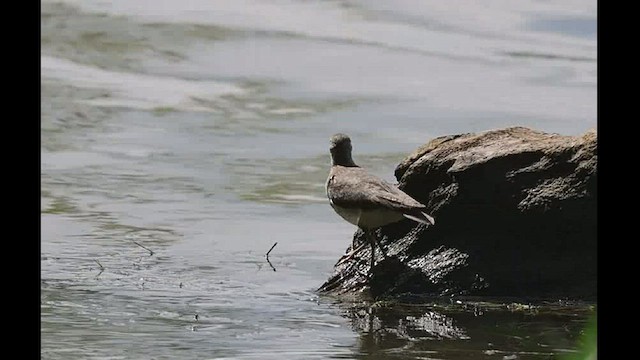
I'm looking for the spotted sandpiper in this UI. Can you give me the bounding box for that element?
[326,133,435,275]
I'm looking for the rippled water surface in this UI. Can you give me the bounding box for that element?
[42,1,596,358]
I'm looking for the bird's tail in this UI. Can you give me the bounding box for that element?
[403,211,435,226]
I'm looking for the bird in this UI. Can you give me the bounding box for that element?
[325,133,435,275]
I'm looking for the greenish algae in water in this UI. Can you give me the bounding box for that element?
[42,196,79,215]
[560,311,597,360]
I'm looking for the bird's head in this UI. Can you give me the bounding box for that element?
[329,133,356,167]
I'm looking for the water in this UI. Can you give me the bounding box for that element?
[41,1,597,358]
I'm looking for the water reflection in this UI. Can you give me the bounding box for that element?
[351,307,469,341]
[338,300,592,359]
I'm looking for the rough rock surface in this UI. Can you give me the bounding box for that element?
[318,127,597,300]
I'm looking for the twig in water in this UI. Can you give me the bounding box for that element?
[93,259,104,270]
[265,242,278,272]
[265,242,278,258]
[93,259,104,279]
[266,257,276,272]
[132,241,154,256]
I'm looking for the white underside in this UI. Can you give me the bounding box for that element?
[330,202,404,229]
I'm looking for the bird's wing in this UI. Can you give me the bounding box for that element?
[327,168,375,209]
[328,166,425,211]
[371,185,435,224]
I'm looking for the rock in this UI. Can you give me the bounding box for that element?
[318,127,597,300]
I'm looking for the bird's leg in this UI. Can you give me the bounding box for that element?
[336,242,367,266]
[336,233,368,266]
[366,229,390,276]
[369,229,388,260]
[369,231,375,275]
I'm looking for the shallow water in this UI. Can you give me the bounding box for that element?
[41,1,596,358]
